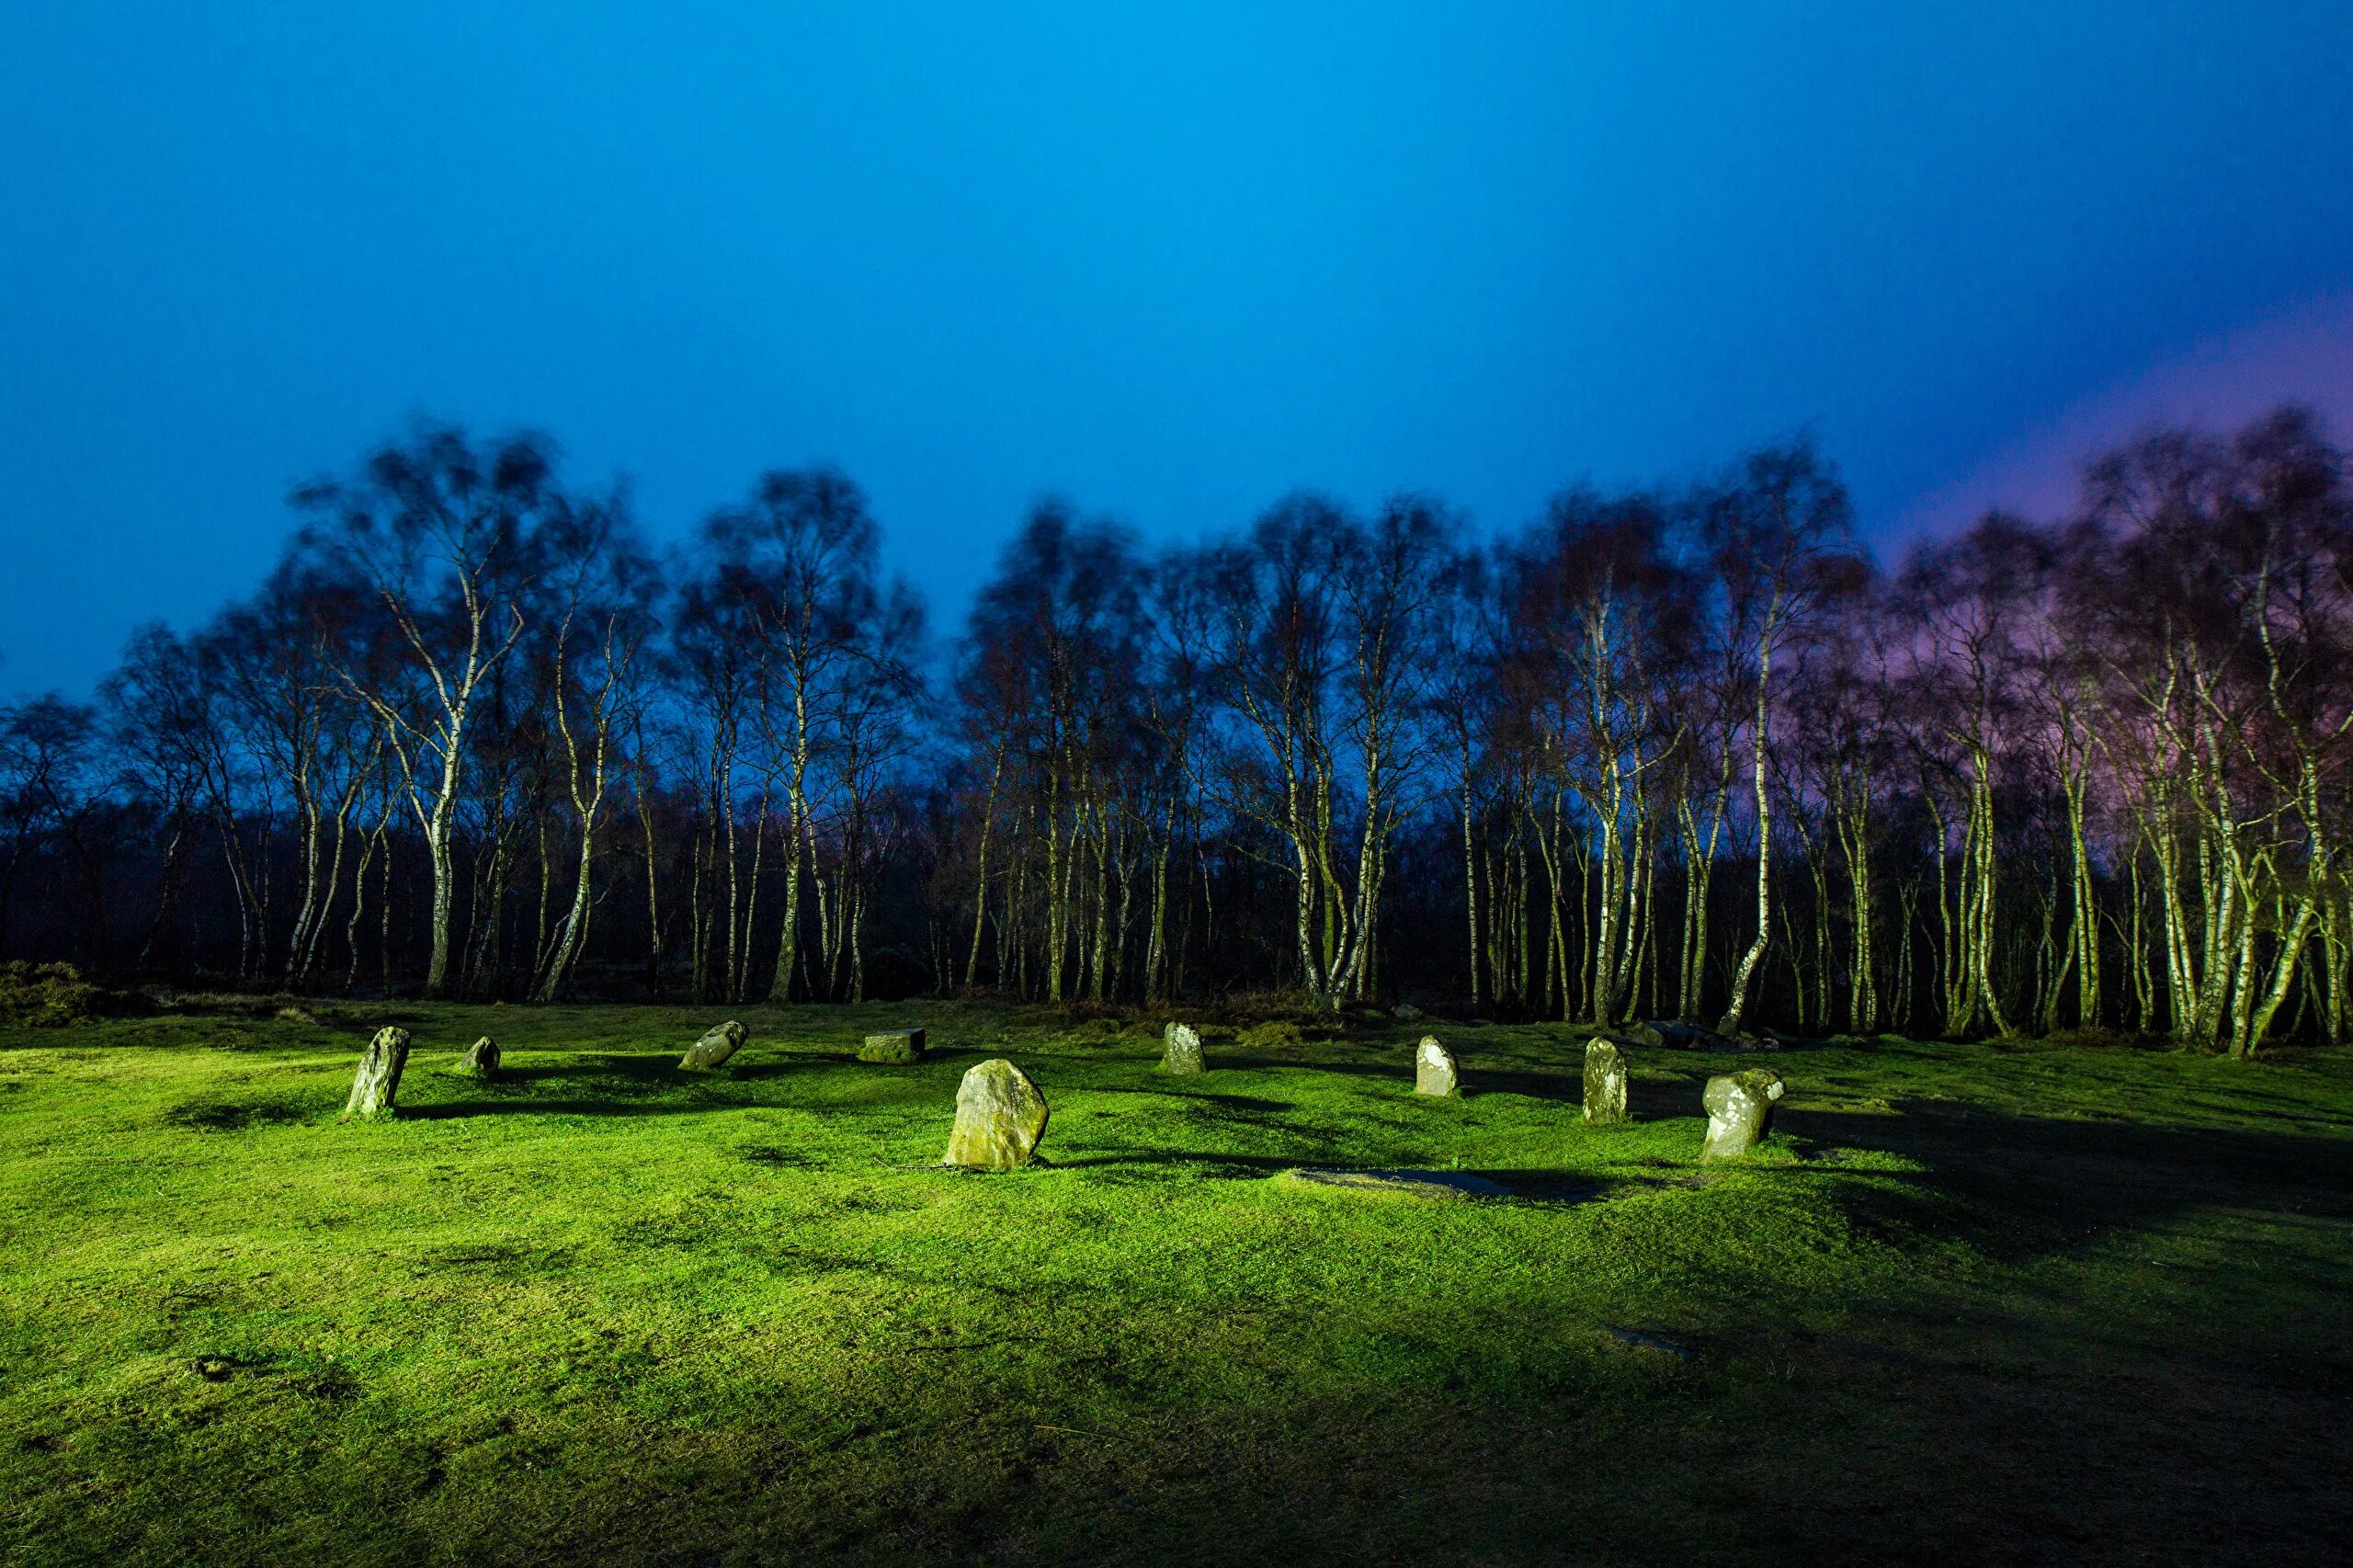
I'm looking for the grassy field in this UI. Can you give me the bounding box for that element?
[1,1000,2348,1566]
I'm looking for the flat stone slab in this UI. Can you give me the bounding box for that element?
[1279,1167,1511,1199]
[858,1028,926,1064]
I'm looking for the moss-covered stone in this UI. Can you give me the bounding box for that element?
[460,1036,500,1079]
[1700,1067,1784,1161]
[343,1026,411,1119]
[858,1028,926,1064]
[678,1020,747,1072]
[1584,1038,1629,1123]
[942,1059,1049,1170]
[1161,1021,1205,1074]
[1414,1036,1460,1096]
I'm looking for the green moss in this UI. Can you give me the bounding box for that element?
[0,1004,2347,1563]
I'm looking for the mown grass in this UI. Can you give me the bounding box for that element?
[1,1002,2348,1565]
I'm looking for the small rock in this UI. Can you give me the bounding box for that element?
[858,1028,926,1064]
[679,1020,747,1072]
[1700,1068,1785,1161]
[1413,1036,1460,1097]
[1392,1003,1424,1022]
[1583,1038,1629,1124]
[942,1059,1050,1170]
[344,1027,411,1119]
[460,1036,499,1079]
[1161,1021,1205,1075]
[1612,1019,1666,1050]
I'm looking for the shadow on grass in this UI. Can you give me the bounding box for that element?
[1781,1096,2353,1258]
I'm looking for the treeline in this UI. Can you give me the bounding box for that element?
[3,407,2347,1054]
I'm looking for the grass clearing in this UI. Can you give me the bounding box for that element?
[2,1003,2349,1564]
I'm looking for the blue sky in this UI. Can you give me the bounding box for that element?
[5,2,2351,695]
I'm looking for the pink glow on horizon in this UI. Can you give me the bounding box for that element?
[1893,293,2353,548]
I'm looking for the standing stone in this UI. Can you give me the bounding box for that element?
[943,1059,1050,1170]
[1584,1038,1629,1124]
[1700,1068,1785,1162]
[460,1035,500,1079]
[1413,1036,1460,1097]
[679,1020,748,1072]
[1160,1021,1205,1075]
[344,1027,411,1119]
[858,1028,926,1064]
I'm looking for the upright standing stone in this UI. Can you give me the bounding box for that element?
[1701,1068,1785,1161]
[679,1020,747,1072]
[1584,1038,1629,1123]
[460,1035,500,1079]
[858,1028,926,1064]
[1414,1036,1460,1097]
[943,1059,1050,1170]
[345,1027,411,1119]
[1161,1021,1205,1075]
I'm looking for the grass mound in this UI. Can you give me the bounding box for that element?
[0,1002,2347,1564]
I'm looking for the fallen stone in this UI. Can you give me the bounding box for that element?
[1701,1068,1785,1161]
[1160,1021,1205,1075]
[1392,1002,1424,1022]
[1414,1035,1460,1096]
[858,1028,926,1064]
[344,1027,411,1119]
[1281,1168,1508,1199]
[679,1020,747,1072]
[1584,1037,1629,1123]
[942,1059,1050,1170]
[1611,1019,1666,1050]
[459,1035,499,1079]
[1605,1326,1697,1362]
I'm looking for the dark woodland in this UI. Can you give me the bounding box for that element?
[6,404,2348,1056]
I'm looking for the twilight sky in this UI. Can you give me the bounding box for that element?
[4,1,2351,698]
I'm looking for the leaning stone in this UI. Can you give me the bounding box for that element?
[679,1020,747,1072]
[1414,1036,1460,1096]
[459,1036,500,1079]
[858,1028,926,1064]
[1612,1019,1666,1050]
[1584,1038,1629,1123]
[344,1027,411,1119]
[1160,1021,1205,1075]
[942,1059,1050,1170]
[1700,1068,1785,1162]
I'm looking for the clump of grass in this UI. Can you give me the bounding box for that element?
[0,961,108,1027]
